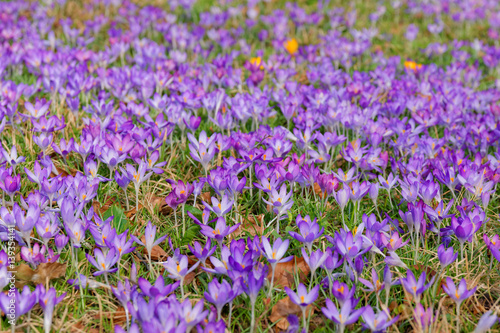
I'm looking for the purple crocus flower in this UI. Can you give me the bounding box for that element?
[361,305,399,332]
[86,248,119,276]
[204,279,236,320]
[203,194,234,217]
[0,174,21,201]
[443,277,477,332]
[437,244,458,269]
[36,285,66,333]
[131,221,168,267]
[285,283,319,329]
[200,217,240,247]
[243,265,268,332]
[125,162,153,212]
[262,236,293,296]
[400,269,435,303]
[322,298,363,333]
[359,268,385,294]
[24,100,51,119]
[263,183,294,233]
[0,285,37,327]
[2,145,25,169]
[138,276,179,299]
[414,304,434,332]
[472,311,498,333]
[176,299,209,331]
[188,240,216,266]
[301,248,328,282]
[163,254,200,297]
[288,217,324,253]
[442,277,476,306]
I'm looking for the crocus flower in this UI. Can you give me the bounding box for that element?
[86,248,119,276]
[163,254,200,297]
[131,221,168,267]
[37,286,66,333]
[204,279,236,320]
[472,311,498,333]
[125,162,153,212]
[243,265,267,333]
[262,236,293,296]
[288,217,324,253]
[442,278,476,306]
[0,285,37,327]
[175,299,208,331]
[203,194,234,217]
[285,283,319,329]
[138,277,179,299]
[443,277,477,332]
[301,248,327,282]
[262,183,294,233]
[0,174,21,201]
[414,304,434,332]
[322,298,363,333]
[199,217,240,247]
[400,269,435,303]
[437,244,458,269]
[24,100,51,119]
[359,268,384,294]
[188,240,216,266]
[361,305,399,332]
[2,145,25,170]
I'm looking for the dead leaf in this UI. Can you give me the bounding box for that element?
[93,307,128,326]
[200,192,212,204]
[231,214,264,238]
[50,165,78,178]
[142,194,172,215]
[12,262,67,287]
[268,256,310,289]
[92,197,117,216]
[312,183,327,199]
[269,296,314,331]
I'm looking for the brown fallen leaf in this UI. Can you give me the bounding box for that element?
[142,194,172,215]
[312,182,327,199]
[268,256,310,289]
[92,197,117,216]
[50,165,78,178]
[230,214,264,238]
[93,307,128,327]
[200,192,212,204]
[12,262,67,287]
[269,296,314,331]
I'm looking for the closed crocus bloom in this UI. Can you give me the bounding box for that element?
[472,311,498,333]
[437,244,458,268]
[36,286,66,333]
[0,174,21,199]
[413,304,435,332]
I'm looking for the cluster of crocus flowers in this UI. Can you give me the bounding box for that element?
[1,0,500,331]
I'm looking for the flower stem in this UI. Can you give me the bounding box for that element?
[250,300,256,333]
[267,265,276,298]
